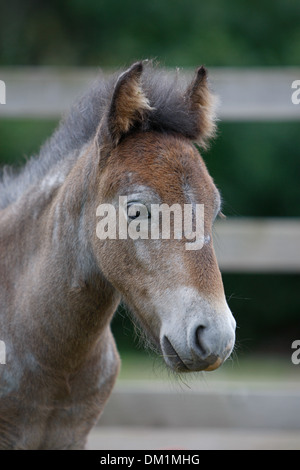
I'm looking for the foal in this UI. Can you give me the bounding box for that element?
[0,62,236,449]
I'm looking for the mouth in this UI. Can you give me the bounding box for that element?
[161,335,223,373]
[161,336,190,372]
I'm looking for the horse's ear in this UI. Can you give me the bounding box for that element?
[185,66,217,149]
[107,62,153,146]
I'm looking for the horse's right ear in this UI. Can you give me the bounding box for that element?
[106,62,153,146]
[185,66,217,149]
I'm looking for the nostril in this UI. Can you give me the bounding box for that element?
[195,325,208,357]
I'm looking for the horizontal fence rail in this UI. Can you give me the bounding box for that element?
[99,382,300,430]
[0,67,299,120]
[214,218,300,273]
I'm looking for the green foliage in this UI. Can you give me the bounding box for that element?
[223,274,300,354]
[0,119,58,167]
[204,122,300,217]
[1,0,300,66]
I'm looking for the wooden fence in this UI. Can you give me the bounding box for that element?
[0,66,299,120]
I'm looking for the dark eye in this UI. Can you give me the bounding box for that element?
[129,210,140,220]
[127,203,150,220]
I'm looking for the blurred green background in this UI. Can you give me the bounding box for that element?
[0,0,299,377]
[1,0,300,67]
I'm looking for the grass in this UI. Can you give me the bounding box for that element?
[116,349,300,385]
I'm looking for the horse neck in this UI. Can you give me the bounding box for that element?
[5,143,120,371]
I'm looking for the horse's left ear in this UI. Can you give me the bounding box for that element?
[107,62,153,146]
[185,66,217,149]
